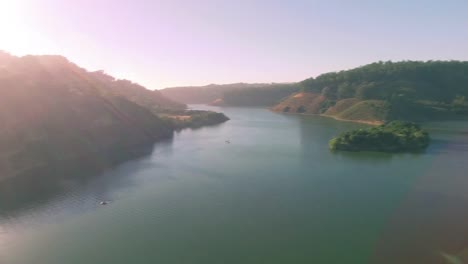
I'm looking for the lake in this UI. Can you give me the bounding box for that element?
[1,105,468,264]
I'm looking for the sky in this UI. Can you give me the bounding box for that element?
[0,0,467,89]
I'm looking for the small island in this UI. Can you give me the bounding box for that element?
[329,121,430,152]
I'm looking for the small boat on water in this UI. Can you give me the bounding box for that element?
[225,140,231,144]
[100,201,109,205]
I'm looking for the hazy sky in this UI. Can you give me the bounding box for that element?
[1,0,467,89]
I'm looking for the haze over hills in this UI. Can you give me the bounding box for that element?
[161,83,299,106]
[162,60,468,124]
[1,53,466,180]
[0,51,227,180]
[90,70,186,110]
[2,1,468,263]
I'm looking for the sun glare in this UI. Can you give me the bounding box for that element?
[0,1,24,53]
[0,0,53,56]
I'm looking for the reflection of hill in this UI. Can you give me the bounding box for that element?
[0,135,176,218]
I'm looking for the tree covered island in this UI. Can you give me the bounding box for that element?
[329,121,430,152]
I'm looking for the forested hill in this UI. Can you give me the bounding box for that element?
[301,61,468,102]
[274,61,468,123]
[0,52,226,180]
[161,83,299,106]
[220,83,298,106]
[161,83,270,104]
[0,52,175,180]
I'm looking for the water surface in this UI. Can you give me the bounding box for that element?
[1,106,468,264]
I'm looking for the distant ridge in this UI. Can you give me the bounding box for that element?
[161,82,298,106]
[90,70,186,110]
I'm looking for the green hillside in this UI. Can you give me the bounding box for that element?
[274,61,468,123]
[331,100,389,123]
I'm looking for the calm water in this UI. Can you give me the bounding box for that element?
[1,106,468,264]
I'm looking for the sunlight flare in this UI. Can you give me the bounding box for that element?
[0,0,54,55]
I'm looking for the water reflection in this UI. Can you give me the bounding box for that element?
[0,139,172,220]
[298,115,397,164]
[372,125,468,264]
[3,108,468,264]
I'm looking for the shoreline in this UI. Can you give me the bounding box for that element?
[321,114,383,125]
[269,108,383,126]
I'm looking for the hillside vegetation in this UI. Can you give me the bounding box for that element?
[0,51,228,180]
[272,92,325,114]
[161,83,261,104]
[274,61,468,123]
[162,83,299,106]
[220,83,298,106]
[89,70,229,128]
